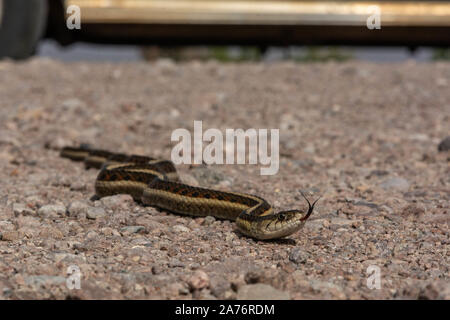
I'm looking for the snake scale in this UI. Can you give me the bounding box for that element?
[60,145,319,240]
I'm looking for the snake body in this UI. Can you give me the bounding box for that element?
[60,146,319,240]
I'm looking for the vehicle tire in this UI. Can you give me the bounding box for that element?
[0,0,48,59]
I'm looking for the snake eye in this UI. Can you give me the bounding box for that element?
[278,213,286,221]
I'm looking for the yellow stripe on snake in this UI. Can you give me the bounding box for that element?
[60,145,320,240]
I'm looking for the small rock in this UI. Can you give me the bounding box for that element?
[401,204,425,219]
[202,216,216,226]
[379,177,410,192]
[244,270,264,284]
[39,227,64,239]
[230,274,246,291]
[24,195,45,208]
[0,220,15,231]
[237,284,290,300]
[24,275,66,287]
[86,207,106,220]
[38,204,66,218]
[67,201,89,218]
[100,227,121,236]
[289,248,310,265]
[354,200,378,209]
[193,289,217,300]
[13,203,35,216]
[100,194,134,209]
[369,170,389,177]
[418,281,450,300]
[309,280,346,299]
[322,220,330,228]
[437,136,450,152]
[168,282,190,296]
[188,270,210,290]
[168,260,185,268]
[152,265,163,275]
[172,225,190,233]
[70,181,86,191]
[189,262,200,270]
[1,231,20,241]
[224,232,235,242]
[54,252,86,264]
[120,226,146,235]
[210,278,231,298]
[86,231,98,240]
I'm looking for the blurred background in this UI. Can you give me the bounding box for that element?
[1,0,450,62]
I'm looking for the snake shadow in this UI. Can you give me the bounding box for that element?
[234,230,297,246]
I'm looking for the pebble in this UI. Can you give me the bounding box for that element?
[86,207,106,220]
[309,280,346,299]
[401,204,425,219]
[188,270,210,290]
[39,227,64,239]
[67,201,89,218]
[120,226,146,235]
[100,227,121,237]
[38,204,66,218]
[210,278,231,298]
[172,225,190,233]
[354,200,378,209]
[168,282,190,296]
[202,216,216,226]
[0,231,20,241]
[379,177,410,192]
[70,181,86,191]
[24,195,45,208]
[437,136,450,152]
[0,220,15,231]
[244,270,264,284]
[237,284,290,300]
[100,194,134,209]
[13,203,35,216]
[24,275,66,287]
[54,252,86,264]
[369,169,389,177]
[86,231,99,240]
[289,248,310,265]
[152,265,163,275]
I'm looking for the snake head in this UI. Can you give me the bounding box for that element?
[249,192,321,240]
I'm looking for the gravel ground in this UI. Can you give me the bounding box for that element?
[0,58,448,300]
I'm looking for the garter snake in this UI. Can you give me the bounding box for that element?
[60,145,319,240]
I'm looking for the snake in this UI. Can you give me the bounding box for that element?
[60,145,320,240]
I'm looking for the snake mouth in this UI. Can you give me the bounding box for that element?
[250,219,307,240]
